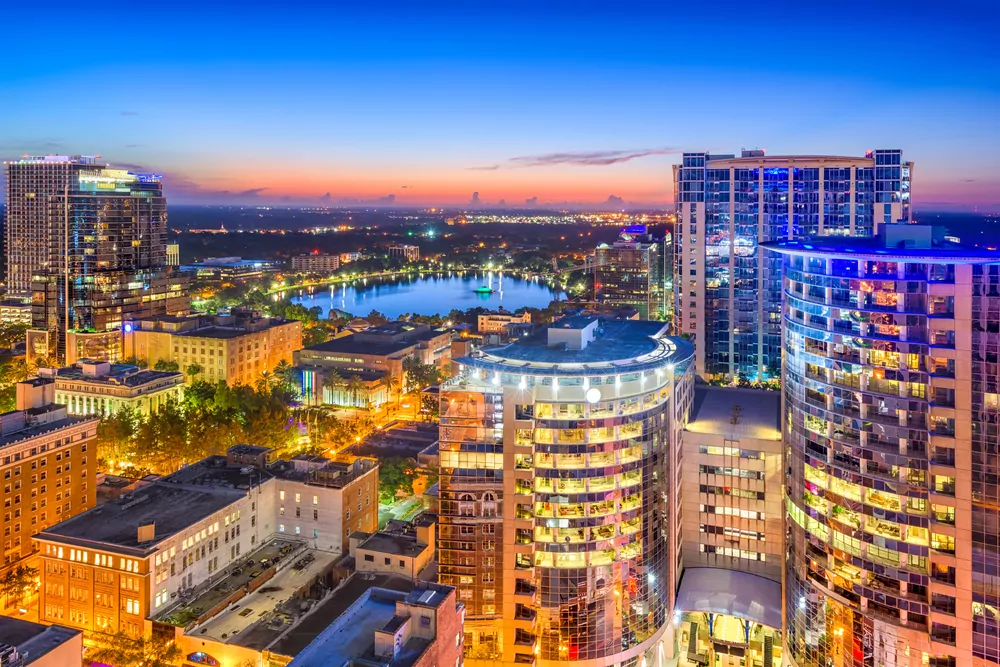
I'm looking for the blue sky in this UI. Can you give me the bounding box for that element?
[2,0,998,208]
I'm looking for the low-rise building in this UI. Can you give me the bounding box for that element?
[476,308,531,334]
[34,360,184,417]
[179,257,281,284]
[349,517,436,580]
[0,617,82,667]
[388,244,419,262]
[291,253,340,274]
[127,310,303,386]
[0,381,98,568]
[296,322,451,408]
[287,582,464,667]
[34,447,377,638]
[340,251,362,264]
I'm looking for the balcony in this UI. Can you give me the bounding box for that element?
[514,579,537,602]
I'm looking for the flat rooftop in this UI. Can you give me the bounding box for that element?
[0,409,95,449]
[52,364,183,387]
[686,385,781,441]
[287,584,437,667]
[357,532,427,558]
[274,574,414,659]
[38,461,265,553]
[302,327,446,357]
[763,235,1000,261]
[185,545,336,649]
[460,319,693,374]
[0,616,81,664]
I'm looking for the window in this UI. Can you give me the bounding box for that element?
[364,554,374,562]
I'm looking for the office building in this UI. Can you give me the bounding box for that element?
[35,359,184,417]
[127,310,303,386]
[389,244,420,262]
[179,256,281,284]
[6,157,189,364]
[296,321,452,408]
[35,446,377,640]
[477,308,531,334]
[674,149,913,381]
[438,316,694,666]
[595,226,667,319]
[0,380,98,568]
[768,225,998,667]
[291,253,340,274]
[288,582,464,667]
[0,617,82,667]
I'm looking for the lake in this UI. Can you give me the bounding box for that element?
[288,273,566,319]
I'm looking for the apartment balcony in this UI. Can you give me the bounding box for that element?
[513,604,537,631]
[514,579,537,603]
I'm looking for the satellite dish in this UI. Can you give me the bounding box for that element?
[586,387,601,404]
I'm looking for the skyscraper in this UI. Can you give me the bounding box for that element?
[595,226,666,319]
[769,224,998,667]
[5,156,188,363]
[674,149,913,381]
[438,316,693,666]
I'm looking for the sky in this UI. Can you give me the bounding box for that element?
[1,0,998,210]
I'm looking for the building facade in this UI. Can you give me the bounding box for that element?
[291,254,340,274]
[34,447,377,639]
[770,225,998,667]
[36,360,184,417]
[297,322,452,407]
[388,245,420,262]
[674,149,913,381]
[5,157,190,363]
[1,381,98,569]
[477,309,531,335]
[438,316,693,666]
[127,311,303,386]
[595,227,666,320]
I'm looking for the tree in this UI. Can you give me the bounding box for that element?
[0,323,28,349]
[322,370,345,405]
[345,375,367,408]
[379,374,401,409]
[186,362,203,378]
[153,359,180,372]
[379,457,416,503]
[96,406,139,470]
[87,632,183,667]
[274,359,297,389]
[0,564,37,609]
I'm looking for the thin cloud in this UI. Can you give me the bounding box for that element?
[468,148,676,171]
[120,111,140,116]
[510,148,677,167]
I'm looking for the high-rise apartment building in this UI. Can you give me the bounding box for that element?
[438,316,694,666]
[6,156,189,363]
[595,226,666,319]
[674,149,913,381]
[769,225,998,667]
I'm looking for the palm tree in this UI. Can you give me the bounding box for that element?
[378,374,401,410]
[322,369,345,406]
[274,359,296,388]
[346,375,367,408]
[256,370,275,394]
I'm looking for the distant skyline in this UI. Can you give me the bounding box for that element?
[1,1,998,210]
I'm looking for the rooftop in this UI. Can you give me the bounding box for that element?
[686,386,781,441]
[0,408,95,449]
[46,363,183,387]
[287,581,454,667]
[302,323,448,357]
[37,459,264,553]
[0,617,80,665]
[356,532,428,558]
[763,225,1000,262]
[459,318,692,375]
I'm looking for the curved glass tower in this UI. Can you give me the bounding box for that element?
[437,316,693,666]
[769,227,1000,667]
